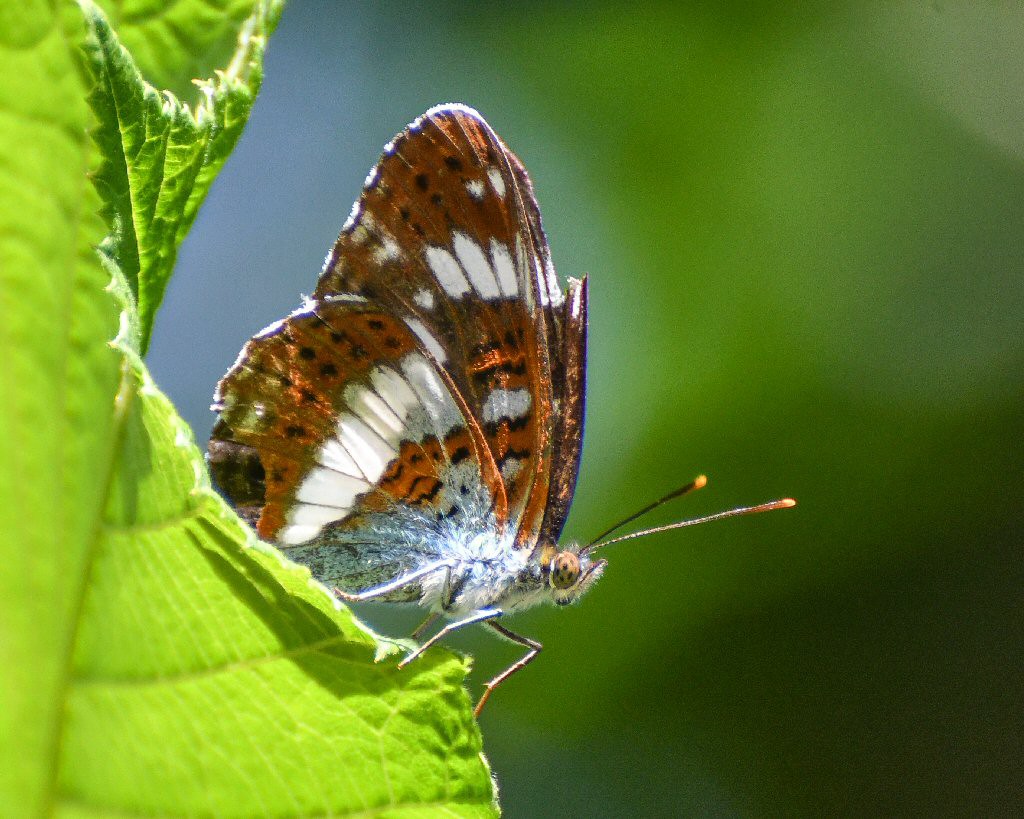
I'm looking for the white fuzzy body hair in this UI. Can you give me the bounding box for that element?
[417,528,547,616]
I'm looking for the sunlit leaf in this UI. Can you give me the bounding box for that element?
[0,2,498,815]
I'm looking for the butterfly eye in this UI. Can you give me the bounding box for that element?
[550,551,581,590]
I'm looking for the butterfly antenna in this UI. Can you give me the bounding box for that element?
[583,475,709,549]
[582,496,796,554]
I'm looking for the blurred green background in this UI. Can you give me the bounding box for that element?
[148,2,1024,815]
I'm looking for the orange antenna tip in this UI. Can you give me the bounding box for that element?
[582,474,712,549]
[585,494,798,551]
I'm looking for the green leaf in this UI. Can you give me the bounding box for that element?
[0,3,123,812]
[82,0,276,354]
[64,362,495,817]
[0,2,497,816]
[95,0,268,103]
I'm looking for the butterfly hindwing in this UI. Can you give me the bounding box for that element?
[210,299,500,554]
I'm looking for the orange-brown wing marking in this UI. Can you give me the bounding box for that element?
[464,303,537,503]
[365,427,478,513]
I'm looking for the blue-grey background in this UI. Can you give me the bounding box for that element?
[148,2,1024,815]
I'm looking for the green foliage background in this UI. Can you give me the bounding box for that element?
[3,1,1022,817]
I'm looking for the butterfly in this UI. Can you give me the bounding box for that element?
[208,104,794,716]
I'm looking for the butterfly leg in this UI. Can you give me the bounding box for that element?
[398,608,502,669]
[438,563,455,610]
[474,622,543,717]
[333,559,454,603]
[411,612,440,641]
[408,561,456,640]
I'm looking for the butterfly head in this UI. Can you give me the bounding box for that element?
[543,544,606,606]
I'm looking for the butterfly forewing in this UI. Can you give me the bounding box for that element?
[313,105,568,549]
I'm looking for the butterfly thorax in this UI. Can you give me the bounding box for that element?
[421,528,536,615]
[428,538,606,615]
